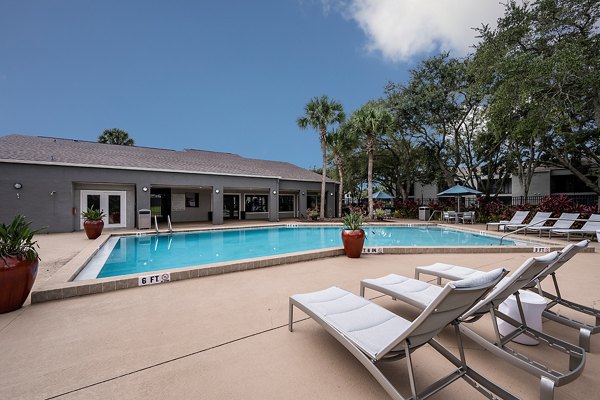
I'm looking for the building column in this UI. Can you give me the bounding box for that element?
[298,190,307,219]
[269,183,279,222]
[212,186,223,225]
[136,184,151,229]
[326,183,336,218]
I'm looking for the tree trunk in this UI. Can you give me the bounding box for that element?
[367,136,374,218]
[399,186,407,202]
[337,162,344,218]
[320,127,327,220]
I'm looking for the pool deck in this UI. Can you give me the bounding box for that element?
[1,220,599,399]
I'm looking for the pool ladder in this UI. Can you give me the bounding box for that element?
[153,215,174,234]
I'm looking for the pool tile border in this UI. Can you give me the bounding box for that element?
[31,222,593,304]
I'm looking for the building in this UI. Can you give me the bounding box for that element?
[413,167,598,207]
[0,135,338,232]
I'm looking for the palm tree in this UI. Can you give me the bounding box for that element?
[98,128,135,146]
[327,124,356,217]
[349,102,393,218]
[297,96,345,219]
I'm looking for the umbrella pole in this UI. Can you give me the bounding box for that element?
[456,196,460,223]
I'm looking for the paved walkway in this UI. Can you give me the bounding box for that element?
[1,225,599,399]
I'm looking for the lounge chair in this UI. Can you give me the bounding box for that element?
[486,210,529,231]
[414,240,597,351]
[505,211,552,233]
[526,212,580,237]
[550,213,600,240]
[361,251,586,400]
[289,269,513,400]
[523,240,599,351]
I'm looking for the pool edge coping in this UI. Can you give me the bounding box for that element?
[31,222,590,304]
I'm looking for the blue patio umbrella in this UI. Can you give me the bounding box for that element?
[372,191,394,200]
[437,185,481,213]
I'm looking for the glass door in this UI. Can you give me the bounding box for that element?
[80,190,127,228]
[223,194,240,219]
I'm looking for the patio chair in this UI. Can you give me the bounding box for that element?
[361,251,586,400]
[459,211,475,224]
[505,211,552,233]
[486,210,529,231]
[414,240,597,351]
[289,269,514,400]
[526,212,579,237]
[443,210,458,223]
[550,213,600,240]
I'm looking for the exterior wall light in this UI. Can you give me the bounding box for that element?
[330,192,334,196]
[301,191,305,195]
[14,183,22,190]
[215,189,220,194]
[142,186,148,192]
[272,190,277,195]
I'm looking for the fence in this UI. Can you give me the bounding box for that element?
[509,194,598,206]
[412,194,598,209]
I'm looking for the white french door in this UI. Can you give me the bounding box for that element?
[80,190,127,229]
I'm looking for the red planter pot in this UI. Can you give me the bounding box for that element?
[341,229,365,258]
[84,220,104,240]
[0,256,38,314]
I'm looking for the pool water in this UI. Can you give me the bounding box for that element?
[77,226,525,279]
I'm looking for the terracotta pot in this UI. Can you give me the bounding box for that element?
[0,256,38,313]
[341,229,365,258]
[84,220,104,240]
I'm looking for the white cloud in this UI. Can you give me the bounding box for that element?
[327,0,511,62]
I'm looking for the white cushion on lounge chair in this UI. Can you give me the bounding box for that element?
[291,287,411,359]
[362,274,443,309]
[416,262,488,281]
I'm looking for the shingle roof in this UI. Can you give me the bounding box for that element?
[0,134,328,182]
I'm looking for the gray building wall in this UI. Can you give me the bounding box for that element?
[511,171,551,197]
[1,162,337,232]
[170,188,212,223]
[414,182,438,201]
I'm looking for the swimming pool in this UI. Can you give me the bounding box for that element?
[75,226,530,280]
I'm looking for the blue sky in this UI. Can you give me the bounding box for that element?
[0,1,507,168]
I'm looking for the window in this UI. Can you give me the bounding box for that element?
[185,192,199,208]
[279,195,294,212]
[245,194,268,212]
[551,175,593,193]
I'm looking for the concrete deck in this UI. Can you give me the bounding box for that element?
[1,222,599,399]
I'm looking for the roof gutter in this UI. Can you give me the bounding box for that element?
[0,158,334,183]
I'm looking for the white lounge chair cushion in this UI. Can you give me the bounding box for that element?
[416,262,489,281]
[291,287,411,359]
[362,274,443,309]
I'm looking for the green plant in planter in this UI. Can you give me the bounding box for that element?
[374,208,385,220]
[81,207,106,221]
[0,215,45,313]
[342,211,364,230]
[341,211,365,258]
[0,215,44,262]
[81,207,106,240]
